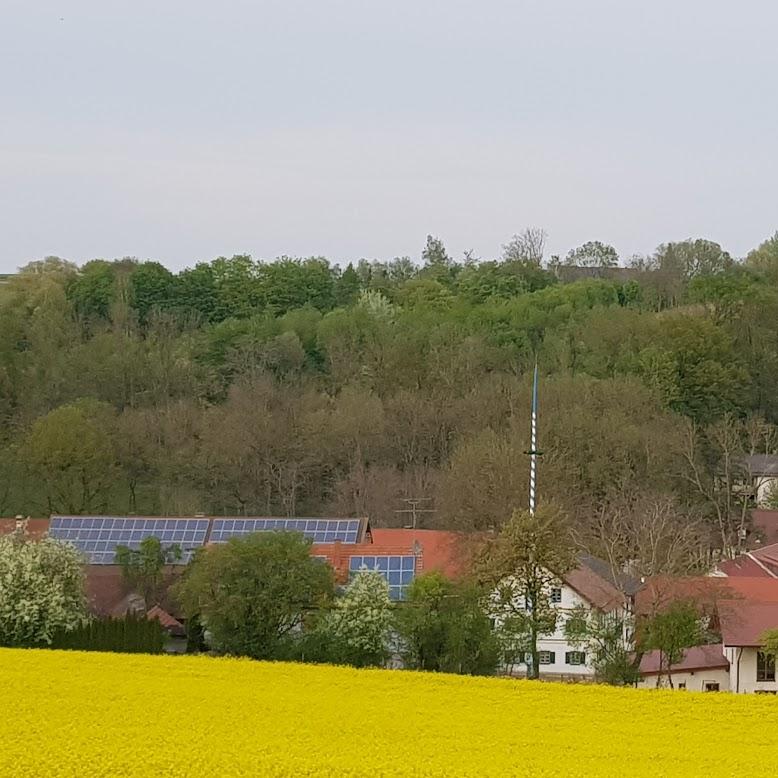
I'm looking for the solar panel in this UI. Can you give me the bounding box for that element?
[349,555,416,600]
[49,516,210,564]
[210,518,361,544]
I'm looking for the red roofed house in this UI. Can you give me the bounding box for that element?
[720,601,778,693]
[638,644,729,692]
[636,575,778,693]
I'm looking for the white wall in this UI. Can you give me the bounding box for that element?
[724,646,778,694]
[496,580,630,679]
[755,476,778,507]
[638,669,729,692]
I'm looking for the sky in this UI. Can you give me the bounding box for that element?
[1,0,777,273]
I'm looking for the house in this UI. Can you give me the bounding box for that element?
[732,454,778,507]
[636,575,778,693]
[497,555,639,680]
[719,601,778,694]
[638,644,730,692]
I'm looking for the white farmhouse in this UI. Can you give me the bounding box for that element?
[497,555,639,680]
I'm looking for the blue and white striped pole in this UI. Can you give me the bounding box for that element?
[529,362,538,516]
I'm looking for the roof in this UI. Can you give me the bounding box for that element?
[742,454,778,476]
[84,565,184,619]
[718,542,778,578]
[636,575,778,618]
[751,510,778,547]
[147,605,186,637]
[555,555,640,612]
[369,528,467,578]
[577,555,641,596]
[719,601,778,647]
[553,266,640,283]
[0,518,50,539]
[312,528,467,584]
[639,644,729,675]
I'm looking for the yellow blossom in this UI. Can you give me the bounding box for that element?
[1,648,776,776]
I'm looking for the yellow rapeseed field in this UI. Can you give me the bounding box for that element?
[2,649,777,777]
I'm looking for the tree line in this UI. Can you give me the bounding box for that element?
[2,231,778,565]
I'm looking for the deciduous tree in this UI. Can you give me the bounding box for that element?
[174,532,334,660]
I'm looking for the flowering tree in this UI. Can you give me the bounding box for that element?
[322,569,393,667]
[0,534,88,647]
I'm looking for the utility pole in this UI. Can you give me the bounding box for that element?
[395,498,435,529]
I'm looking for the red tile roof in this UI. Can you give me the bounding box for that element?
[147,605,185,636]
[751,510,778,547]
[0,518,50,539]
[312,528,468,584]
[639,644,729,675]
[719,601,778,647]
[636,576,778,617]
[564,565,625,612]
[718,543,778,578]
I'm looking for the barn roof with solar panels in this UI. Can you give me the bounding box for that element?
[47,515,372,564]
[2,515,465,610]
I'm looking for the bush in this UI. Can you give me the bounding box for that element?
[394,572,500,676]
[50,614,165,654]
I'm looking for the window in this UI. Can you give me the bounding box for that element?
[565,651,585,666]
[550,587,562,604]
[757,651,776,682]
[703,682,720,692]
[678,682,687,690]
[538,651,555,665]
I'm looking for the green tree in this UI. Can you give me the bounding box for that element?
[258,257,336,314]
[639,600,707,688]
[394,571,500,675]
[746,231,778,282]
[66,259,117,321]
[335,263,361,307]
[22,400,118,514]
[176,262,218,322]
[0,533,88,647]
[115,536,182,605]
[759,628,778,671]
[475,505,576,679]
[564,605,638,685]
[654,238,732,281]
[130,261,175,325]
[174,532,334,659]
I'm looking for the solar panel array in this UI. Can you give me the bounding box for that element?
[349,555,416,600]
[49,516,209,564]
[210,518,361,544]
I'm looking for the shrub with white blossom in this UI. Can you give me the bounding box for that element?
[320,569,393,667]
[0,533,88,647]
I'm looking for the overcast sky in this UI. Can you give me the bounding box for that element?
[1,0,777,273]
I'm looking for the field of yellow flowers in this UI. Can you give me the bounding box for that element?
[2,649,777,777]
